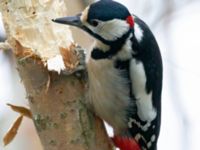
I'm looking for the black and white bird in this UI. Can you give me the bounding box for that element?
[53,0,163,150]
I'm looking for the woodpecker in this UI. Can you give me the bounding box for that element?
[53,0,163,150]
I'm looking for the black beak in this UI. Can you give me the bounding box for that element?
[52,14,82,28]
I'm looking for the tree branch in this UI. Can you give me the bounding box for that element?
[0,0,112,149]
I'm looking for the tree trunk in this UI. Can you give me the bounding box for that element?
[0,0,112,150]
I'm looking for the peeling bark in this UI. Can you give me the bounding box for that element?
[0,0,112,150]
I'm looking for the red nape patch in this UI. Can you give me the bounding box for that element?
[112,136,141,150]
[126,16,134,28]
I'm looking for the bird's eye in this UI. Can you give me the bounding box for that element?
[90,20,99,27]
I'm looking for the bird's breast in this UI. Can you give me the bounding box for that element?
[87,58,132,131]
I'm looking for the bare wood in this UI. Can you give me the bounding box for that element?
[0,0,112,149]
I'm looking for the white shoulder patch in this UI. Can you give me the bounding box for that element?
[130,59,157,122]
[134,23,143,43]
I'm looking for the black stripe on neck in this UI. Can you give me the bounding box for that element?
[86,28,132,60]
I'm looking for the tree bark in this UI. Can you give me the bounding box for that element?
[0,0,112,150]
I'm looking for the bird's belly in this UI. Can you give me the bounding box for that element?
[87,59,131,131]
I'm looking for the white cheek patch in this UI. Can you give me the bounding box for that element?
[130,59,157,122]
[134,23,143,43]
[86,19,129,41]
[97,19,129,41]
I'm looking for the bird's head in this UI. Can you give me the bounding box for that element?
[52,0,134,45]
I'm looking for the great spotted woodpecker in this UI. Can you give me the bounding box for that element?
[53,0,163,149]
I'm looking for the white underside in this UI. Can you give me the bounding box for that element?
[87,58,132,132]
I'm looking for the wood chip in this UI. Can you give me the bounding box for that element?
[7,103,32,119]
[3,115,23,146]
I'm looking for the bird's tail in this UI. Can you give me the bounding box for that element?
[112,136,141,150]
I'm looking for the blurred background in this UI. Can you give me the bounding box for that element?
[1,0,200,149]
